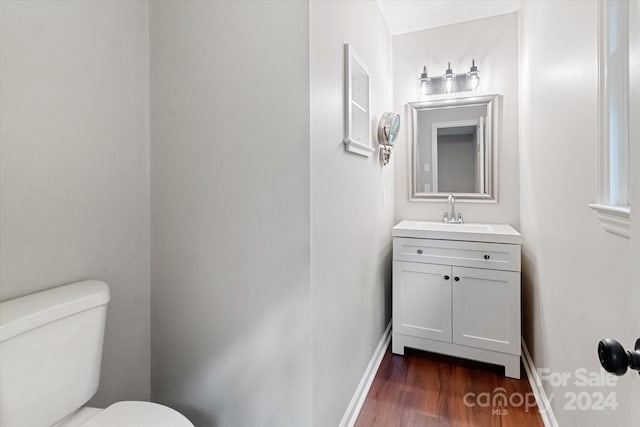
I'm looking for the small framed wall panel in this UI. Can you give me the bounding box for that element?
[344,43,375,157]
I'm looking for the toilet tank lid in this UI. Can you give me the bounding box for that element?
[0,280,110,342]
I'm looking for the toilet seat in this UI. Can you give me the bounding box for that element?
[80,401,193,427]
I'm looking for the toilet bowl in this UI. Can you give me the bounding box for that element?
[0,280,193,427]
[54,402,192,427]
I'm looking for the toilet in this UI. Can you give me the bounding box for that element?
[0,280,193,427]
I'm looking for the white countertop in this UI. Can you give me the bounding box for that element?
[392,220,522,245]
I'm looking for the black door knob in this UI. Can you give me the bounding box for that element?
[443,275,450,280]
[484,254,491,260]
[598,338,640,376]
[454,277,460,282]
[417,249,423,254]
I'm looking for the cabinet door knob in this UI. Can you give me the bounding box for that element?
[443,275,450,280]
[417,249,423,254]
[484,254,491,260]
[454,277,460,282]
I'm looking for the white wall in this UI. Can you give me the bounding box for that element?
[393,13,519,226]
[519,1,635,425]
[0,0,150,405]
[309,2,393,426]
[150,1,311,426]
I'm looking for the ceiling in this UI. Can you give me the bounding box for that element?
[375,0,521,35]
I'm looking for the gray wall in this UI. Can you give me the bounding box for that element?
[149,1,311,426]
[437,134,476,194]
[394,13,519,226]
[309,2,394,426]
[519,1,635,425]
[0,0,151,405]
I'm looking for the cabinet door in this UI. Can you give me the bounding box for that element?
[393,261,452,342]
[452,266,520,354]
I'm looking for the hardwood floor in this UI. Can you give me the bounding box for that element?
[355,346,544,427]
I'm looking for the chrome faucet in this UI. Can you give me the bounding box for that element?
[443,194,464,224]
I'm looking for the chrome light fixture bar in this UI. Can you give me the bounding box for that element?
[417,60,481,96]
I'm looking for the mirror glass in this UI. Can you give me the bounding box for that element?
[409,94,500,201]
[378,112,401,146]
[388,114,400,145]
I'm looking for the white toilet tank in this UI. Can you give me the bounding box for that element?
[0,280,110,427]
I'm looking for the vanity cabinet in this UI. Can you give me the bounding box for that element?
[392,232,522,379]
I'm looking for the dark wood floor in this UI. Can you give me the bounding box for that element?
[355,346,544,427]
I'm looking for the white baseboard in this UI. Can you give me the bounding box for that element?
[521,338,559,427]
[339,321,392,427]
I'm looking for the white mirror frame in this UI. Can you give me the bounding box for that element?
[343,44,375,157]
[407,93,501,202]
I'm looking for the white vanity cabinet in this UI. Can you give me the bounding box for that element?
[391,221,522,379]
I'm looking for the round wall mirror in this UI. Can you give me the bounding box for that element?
[378,112,400,146]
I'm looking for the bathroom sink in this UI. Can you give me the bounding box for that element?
[392,220,522,244]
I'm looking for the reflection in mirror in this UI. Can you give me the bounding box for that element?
[435,124,481,193]
[409,94,500,201]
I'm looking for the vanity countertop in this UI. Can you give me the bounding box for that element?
[392,220,522,245]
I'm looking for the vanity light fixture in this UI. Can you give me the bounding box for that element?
[418,66,431,96]
[443,62,456,94]
[418,60,481,96]
[467,59,480,91]
[378,112,401,166]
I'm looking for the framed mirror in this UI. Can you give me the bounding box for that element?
[408,94,501,201]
